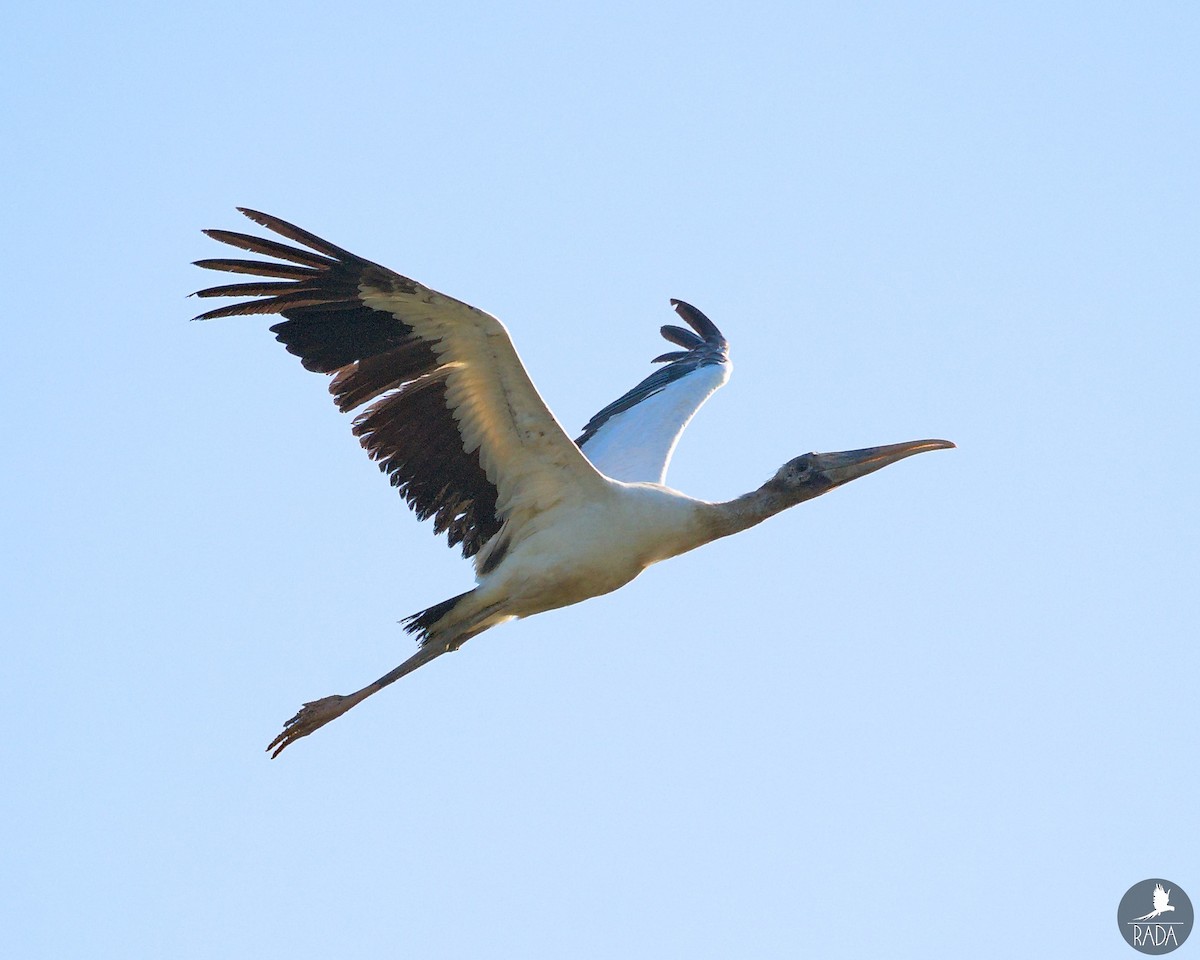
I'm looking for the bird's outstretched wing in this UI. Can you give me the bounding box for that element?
[193,209,608,559]
[576,300,731,484]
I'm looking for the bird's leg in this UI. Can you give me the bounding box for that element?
[267,640,452,758]
[266,601,507,757]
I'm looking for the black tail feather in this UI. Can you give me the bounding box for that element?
[402,590,473,645]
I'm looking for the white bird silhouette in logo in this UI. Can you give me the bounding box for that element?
[1133,884,1176,921]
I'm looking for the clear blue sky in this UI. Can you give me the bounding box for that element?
[3,2,1196,957]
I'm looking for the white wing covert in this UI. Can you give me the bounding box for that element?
[576,300,731,484]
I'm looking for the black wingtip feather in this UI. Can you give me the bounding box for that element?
[193,281,309,299]
[658,323,705,350]
[193,258,320,280]
[236,208,358,261]
[669,299,726,345]
[201,228,338,269]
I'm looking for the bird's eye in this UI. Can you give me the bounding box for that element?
[793,458,810,475]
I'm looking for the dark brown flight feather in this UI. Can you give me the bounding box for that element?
[200,228,338,269]
[193,281,309,299]
[658,324,706,351]
[193,210,501,558]
[192,258,319,279]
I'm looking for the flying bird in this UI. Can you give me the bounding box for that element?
[1133,884,1176,921]
[193,209,954,757]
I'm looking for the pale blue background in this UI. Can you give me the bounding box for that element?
[3,2,1196,957]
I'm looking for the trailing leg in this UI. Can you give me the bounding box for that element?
[265,589,510,757]
[266,640,453,757]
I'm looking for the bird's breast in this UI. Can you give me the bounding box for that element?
[479,484,708,617]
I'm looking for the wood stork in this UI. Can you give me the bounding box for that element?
[193,209,954,757]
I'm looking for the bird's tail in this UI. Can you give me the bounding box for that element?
[402,590,474,645]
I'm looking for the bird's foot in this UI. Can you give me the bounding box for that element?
[266,694,354,758]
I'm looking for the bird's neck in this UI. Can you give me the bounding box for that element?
[703,484,800,541]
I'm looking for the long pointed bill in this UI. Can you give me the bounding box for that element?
[814,439,955,487]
